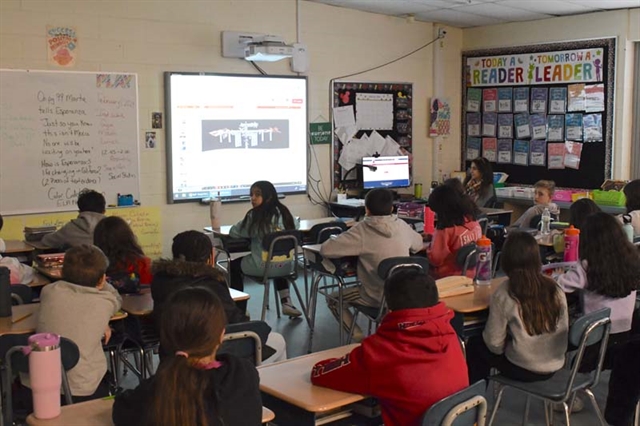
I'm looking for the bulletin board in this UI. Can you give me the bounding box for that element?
[461,38,615,189]
[331,82,413,190]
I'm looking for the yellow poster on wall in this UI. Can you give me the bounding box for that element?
[0,207,162,257]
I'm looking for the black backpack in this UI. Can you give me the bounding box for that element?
[107,270,141,294]
[486,224,508,252]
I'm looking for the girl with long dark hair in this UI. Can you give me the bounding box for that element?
[113,287,262,426]
[93,216,152,284]
[463,157,495,207]
[229,181,301,317]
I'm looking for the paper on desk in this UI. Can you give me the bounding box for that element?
[335,125,358,145]
[367,130,387,155]
[333,105,356,128]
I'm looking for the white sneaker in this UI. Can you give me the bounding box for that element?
[282,302,302,318]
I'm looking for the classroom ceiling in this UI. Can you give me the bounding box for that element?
[306,0,640,28]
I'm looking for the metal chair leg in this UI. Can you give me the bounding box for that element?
[562,402,571,426]
[307,274,322,353]
[487,385,505,426]
[289,279,311,326]
[584,388,607,426]
[261,279,270,321]
[544,400,551,426]
[273,281,281,319]
[346,310,360,344]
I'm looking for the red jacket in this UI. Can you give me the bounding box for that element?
[428,220,482,279]
[110,256,152,285]
[311,303,469,426]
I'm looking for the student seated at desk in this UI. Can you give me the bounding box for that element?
[30,245,121,399]
[511,180,559,228]
[619,179,640,236]
[569,198,601,230]
[320,188,423,339]
[151,230,287,363]
[311,270,468,426]
[113,287,262,426]
[0,213,35,284]
[427,185,482,279]
[467,232,569,384]
[41,189,106,249]
[228,180,302,318]
[94,216,152,288]
[557,213,640,372]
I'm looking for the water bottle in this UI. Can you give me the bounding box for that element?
[423,206,435,235]
[0,266,11,318]
[25,333,62,419]
[622,214,634,243]
[540,207,551,235]
[475,235,492,286]
[563,225,580,262]
[209,191,221,231]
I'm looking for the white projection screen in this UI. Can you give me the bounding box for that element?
[165,72,308,203]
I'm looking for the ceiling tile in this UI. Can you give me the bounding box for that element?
[495,0,600,15]
[415,8,506,27]
[313,0,442,15]
[566,0,640,8]
[460,2,555,20]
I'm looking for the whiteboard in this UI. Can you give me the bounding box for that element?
[0,69,140,215]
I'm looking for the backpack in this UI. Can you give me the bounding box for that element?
[107,270,141,294]
[485,224,508,252]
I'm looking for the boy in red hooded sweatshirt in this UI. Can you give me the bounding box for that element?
[310,269,469,426]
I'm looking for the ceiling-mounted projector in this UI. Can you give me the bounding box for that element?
[245,43,294,62]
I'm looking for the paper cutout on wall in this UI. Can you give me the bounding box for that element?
[513,140,529,166]
[497,88,513,112]
[564,141,583,169]
[467,88,482,112]
[482,138,497,162]
[565,114,583,141]
[497,139,513,164]
[547,115,565,142]
[482,113,497,137]
[530,140,547,167]
[498,114,513,138]
[583,114,603,142]
[514,87,529,113]
[530,88,548,114]
[549,87,567,113]
[466,137,481,161]
[547,143,566,169]
[482,88,497,112]
[47,26,78,67]
[467,113,481,137]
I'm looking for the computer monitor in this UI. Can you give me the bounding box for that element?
[362,156,411,189]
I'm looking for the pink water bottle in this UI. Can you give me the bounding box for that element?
[563,226,580,262]
[25,333,62,419]
[424,206,435,235]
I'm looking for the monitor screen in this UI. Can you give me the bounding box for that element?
[362,156,410,189]
[165,72,308,203]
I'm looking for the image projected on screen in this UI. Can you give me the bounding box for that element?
[202,119,290,151]
[362,156,410,189]
[165,73,307,202]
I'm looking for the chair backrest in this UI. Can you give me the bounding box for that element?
[219,330,262,366]
[10,284,33,305]
[456,243,477,276]
[308,221,348,243]
[377,256,430,280]
[478,216,489,235]
[420,380,488,426]
[540,261,577,275]
[261,230,301,256]
[564,308,611,398]
[483,195,497,209]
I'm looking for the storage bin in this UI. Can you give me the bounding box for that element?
[571,192,593,201]
[552,190,574,202]
[593,189,626,206]
[496,187,512,197]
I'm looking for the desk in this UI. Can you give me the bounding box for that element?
[28,274,51,288]
[258,344,364,426]
[205,217,353,236]
[1,240,35,256]
[25,399,276,425]
[0,304,39,336]
[443,277,506,314]
[480,207,513,226]
[33,266,61,281]
[0,304,127,337]
[120,288,250,317]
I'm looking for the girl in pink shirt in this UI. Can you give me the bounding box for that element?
[427,185,482,279]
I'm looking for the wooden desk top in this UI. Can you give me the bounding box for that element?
[29,273,52,288]
[26,399,275,425]
[121,288,249,316]
[443,277,506,314]
[258,344,363,413]
[2,240,35,254]
[25,240,54,250]
[480,207,513,216]
[0,303,39,336]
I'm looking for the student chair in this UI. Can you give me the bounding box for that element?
[487,308,612,426]
[305,251,359,352]
[2,336,79,425]
[9,285,33,305]
[420,380,488,426]
[456,243,478,276]
[346,256,430,344]
[219,330,263,366]
[243,230,309,324]
[103,332,146,386]
[302,221,349,303]
[478,216,489,235]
